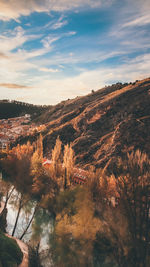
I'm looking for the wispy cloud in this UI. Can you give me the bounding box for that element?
[107,0,150,55]
[39,67,60,73]
[41,35,60,49]
[0,0,113,21]
[0,26,41,54]
[23,52,150,105]
[0,83,30,89]
[122,14,150,28]
[0,0,150,105]
[0,52,8,58]
[51,15,68,30]
[0,26,27,52]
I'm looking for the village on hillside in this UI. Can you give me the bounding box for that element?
[0,115,45,150]
[0,114,89,185]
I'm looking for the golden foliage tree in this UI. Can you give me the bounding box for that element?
[63,143,75,188]
[51,187,100,267]
[50,136,62,179]
[91,150,150,267]
[36,133,43,158]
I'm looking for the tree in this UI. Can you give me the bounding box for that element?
[114,150,150,267]
[31,148,59,212]
[51,187,100,267]
[36,134,43,158]
[1,143,37,238]
[92,150,150,267]
[51,136,62,179]
[0,179,15,215]
[63,143,75,189]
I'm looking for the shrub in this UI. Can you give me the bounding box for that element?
[0,231,23,267]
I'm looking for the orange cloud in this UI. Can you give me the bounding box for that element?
[0,83,30,89]
[0,52,8,58]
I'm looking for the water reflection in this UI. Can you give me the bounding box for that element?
[5,189,53,267]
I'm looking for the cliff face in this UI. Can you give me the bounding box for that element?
[37,78,150,169]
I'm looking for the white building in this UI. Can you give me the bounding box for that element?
[0,138,9,150]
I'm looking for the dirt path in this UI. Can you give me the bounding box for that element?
[5,233,29,267]
[14,237,29,267]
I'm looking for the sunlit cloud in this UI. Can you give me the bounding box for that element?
[0,52,8,59]
[39,67,60,73]
[0,0,149,105]
[1,52,150,105]
[0,26,27,52]
[20,52,150,105]
[0,83,30,89]
[0,0,114,21]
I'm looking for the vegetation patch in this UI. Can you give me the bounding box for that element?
[0,231,23,267]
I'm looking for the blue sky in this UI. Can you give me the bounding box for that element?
[0,0,150,104]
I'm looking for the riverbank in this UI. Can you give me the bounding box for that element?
[0,202,29,267]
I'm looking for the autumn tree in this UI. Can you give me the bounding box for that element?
[50,136,62,179]
[0,178,15,231]
[31,147,59,214]
[51,187,100,267]
[63,143,75,189]
[114,150,150,267]
[90,150,150,267]
[1,142,36,238]
[36,133,43,158]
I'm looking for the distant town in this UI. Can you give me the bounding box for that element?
[0,114,45,150]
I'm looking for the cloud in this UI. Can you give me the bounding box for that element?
[0,26,26,52]
[51,15,68,30]
[41,35,60,49]
[122,14,150,28]
[0,26,42,54]
[0,0,113,21]
[39,67,60,73]
[0,0,149,105]
[24,52,150,105]
[0,83,30,89]
[0,52,150,105]
[0,52,8,59]
[107,1,150,54]
[0,25,78,89]
[34,50,125,67]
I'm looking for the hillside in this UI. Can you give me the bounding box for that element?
[0,100,49,120]
[36,78,150,170]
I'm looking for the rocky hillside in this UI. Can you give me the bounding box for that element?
[38,78,150,170]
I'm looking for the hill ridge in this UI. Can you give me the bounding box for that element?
[40,78,150,169]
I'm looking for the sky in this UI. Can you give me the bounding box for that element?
[0,0,150,105]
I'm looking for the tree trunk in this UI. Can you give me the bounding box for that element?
[12,197,22,236]
[19,205,38,240]
[4,186,15,211]
[64,168,67,190]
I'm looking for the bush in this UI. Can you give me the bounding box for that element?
[28,246,43,267]
[0,231,23,267]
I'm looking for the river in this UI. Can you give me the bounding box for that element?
[0,182,53,266]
